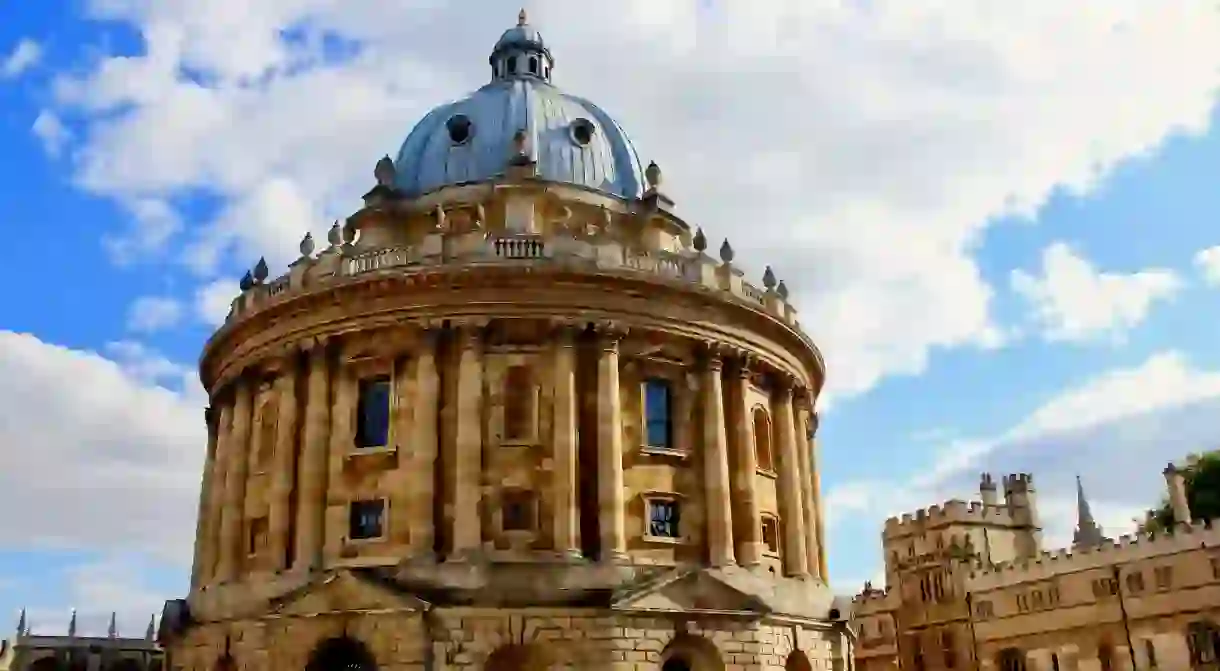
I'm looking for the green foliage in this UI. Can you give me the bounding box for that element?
[1140,451,1220,532]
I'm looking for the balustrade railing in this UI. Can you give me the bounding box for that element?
[493,235,546,259]
[346,246,414,275]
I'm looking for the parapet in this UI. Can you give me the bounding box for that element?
[883,498,1016,539]
[967,518,1220,592]
[851,585,899,615]
[1002,473,1035,493]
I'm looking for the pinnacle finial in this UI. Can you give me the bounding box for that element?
[374,155,396,187]
[518,8,527,25]
[16,608,25,636]
[145,614,156,640]
[645,161,662,190]
[68,609,77,637]
[108,612,117,638]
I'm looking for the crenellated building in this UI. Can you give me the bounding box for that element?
[851,465,1220,671]
[157,11,852,671]
[0,611,162,671]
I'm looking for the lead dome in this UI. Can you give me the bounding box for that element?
[393,9,648,199]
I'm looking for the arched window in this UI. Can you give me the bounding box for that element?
[997,648,1026,671]
[752,407,773,471]
[528,56,538,74]
[1188,620,1220,665]
[644,378,673,449]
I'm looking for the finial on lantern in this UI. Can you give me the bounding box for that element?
[518,8,527,26]
[645,161,662,191]
[374,155,396,187]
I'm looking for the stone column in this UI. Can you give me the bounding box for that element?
[451,325,485,558]
[412,328,440,558]
[190,406,221,588]
[551,322,581,559]
[731,358,762,567]
[1164,463,1192,527]
[702,351,735,567]
[293,341,331,571]
[325,355,358,562]
[596,324,628,561]
[773,377,809,577]
[809,412,829,580]
[267,354,300,571]
[216,376,254,582]
[794,392,821,581]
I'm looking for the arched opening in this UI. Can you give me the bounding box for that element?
[1188,620,1220,667]
[1098,640,1115,671]
[996,648,1026,671]
[305,636,377,671]
[660,635,725,671]
[784,650,813,671]
[752,406,773,471]
[29,658,61,671]
[528,56,538,74]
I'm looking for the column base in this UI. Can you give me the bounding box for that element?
[553,549,587,562]
[601,550,631,565]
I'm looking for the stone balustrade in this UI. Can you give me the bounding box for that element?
[224,231,804,336]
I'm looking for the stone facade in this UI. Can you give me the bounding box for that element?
[0,613,162,671]
[851,466,1220,671]
[158,12,851,671]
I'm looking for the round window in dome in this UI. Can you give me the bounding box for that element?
[569,118,596,147]
[446,114,473,145]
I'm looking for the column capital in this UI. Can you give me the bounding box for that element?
[733,353,757,379]
[593,320,628,351]
[453,322,487,351]
[548,318,583,346]
[771,371,796,395]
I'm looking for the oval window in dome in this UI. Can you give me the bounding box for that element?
[447,114,473,145]
[570,118,595,147]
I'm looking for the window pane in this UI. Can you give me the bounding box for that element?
[644,379,672,448]
[356,377,391,448]
[649,500,680,538]
[349,500,385,540]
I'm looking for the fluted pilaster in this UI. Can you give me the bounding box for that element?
[731,357,762,567]
[451,325,485,558]
[293,342,331,571]
[773,379,809,578]
[268,355,300,571]
[596,324,628,561]
[702,351,735,567]
[216,377,254,582]
[551,322,581,559]
[191,406,221,588]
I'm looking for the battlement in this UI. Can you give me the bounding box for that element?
[1002,472,1035,492]
[883,498,1018,538]
[967,518,1220,592]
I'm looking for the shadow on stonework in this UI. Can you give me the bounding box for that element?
[304,636,377,671]
[659,635,724,671]
[784,650,812,671]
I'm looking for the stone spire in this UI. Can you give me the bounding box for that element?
[68,609,77,638]
[1072,474,1108,548]
[108,612,117,638]
[15,608,25,638]
[145,615,156,641]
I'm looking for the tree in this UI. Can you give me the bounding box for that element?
[1140,451,1220,532]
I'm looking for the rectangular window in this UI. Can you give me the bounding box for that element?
[501,490,536,532]
[1032,590,1044,609]
[355,375,392,448]
[761,516,780,554]
[1016,593,1029,613]
[1126,571,1145,593]
[648,498,680,538]
[248,517,268,555]
[644,378,673,449]
[348,499,385,540]
[975,600,993,618]
[1154,566,1172,590]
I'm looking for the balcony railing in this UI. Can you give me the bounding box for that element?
[493,235,545,259]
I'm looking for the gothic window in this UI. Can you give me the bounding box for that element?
[752,406,774,471]
[1154,565,1173,590]
[501,490,537,532]
[647,498,680,538]
[1016,593,1029,613]
[247,516,269,555]
[503,365,535,442]
[348,499,385,540]
[1188,621,1220,665]
[1092,578,1118,598]
[997,648,1026,671]
[355,375,392,449]
[761,515,780,554]
[644,378,673,449]
[1126,570,1145,593]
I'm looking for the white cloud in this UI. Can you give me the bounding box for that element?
[45,0,1220,399]
[193,278,236,326]
[125,296,184,333]
[826,350,1220,564]
[31,111,70,157]
[20,555,167,638]
[1,39,42,79]
[0,332,204,564]
[1193,245,1220,285]
[1011,242,1182,343]
[103,198,183,265]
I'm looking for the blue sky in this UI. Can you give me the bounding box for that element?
[2,0,1220,638]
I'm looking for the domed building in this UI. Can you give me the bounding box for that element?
[159,11,850,671]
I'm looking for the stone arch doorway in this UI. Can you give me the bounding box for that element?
[660,635,725,671]
[483,644,553,671]
[784,650,813,671]
[29,658,60,671]
[305,636,377,671]
[997,648,1026,671]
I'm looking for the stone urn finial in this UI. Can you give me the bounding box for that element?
[719,239,734,264]
[327,221,342,247]
[374,155,396,186]
[645,161,662,190]
[762,266,777,290]
[239,270,254,292]
[299,232,315,257]
[777,279,789,300]
[693,227,707,252]
[252,257,269,283]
